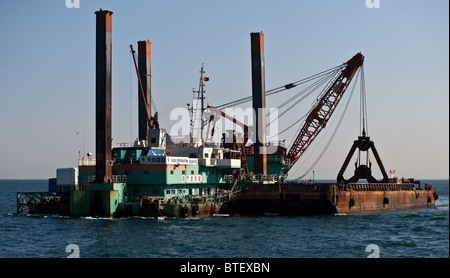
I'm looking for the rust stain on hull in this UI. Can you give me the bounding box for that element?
[335,189,435,214]
[221,182,437,215]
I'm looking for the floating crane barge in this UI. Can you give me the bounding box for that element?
[16,10,437,217]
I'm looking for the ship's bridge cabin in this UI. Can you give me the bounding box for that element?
[78,128,242,200]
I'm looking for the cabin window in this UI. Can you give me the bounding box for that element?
[191,171,195,175]
[166,189,170,194]
[171,189,176,194]
[182,170,185,175]
[170,170,174,175]
[204,153,209,158]
[211,153,216,158]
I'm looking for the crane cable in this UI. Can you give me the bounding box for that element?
[357,64,370,167]
[360,64,368,136]
[271,66,344,113]
[290,67,362,180]
[284,68,344,152]
[266,66,343,130]
[214,64,345,110]
[211,64,347,141]
[266,68,341,139]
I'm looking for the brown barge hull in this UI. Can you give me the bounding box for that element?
[221,182,437,215]
[333,187,436,214]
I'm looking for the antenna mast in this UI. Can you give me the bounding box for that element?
[200,64,205,143]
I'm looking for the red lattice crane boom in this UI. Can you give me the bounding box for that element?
[286,53,364,168]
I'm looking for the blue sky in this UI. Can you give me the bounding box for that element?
[0,0,448,179]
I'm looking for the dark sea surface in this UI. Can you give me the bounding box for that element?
[0,179,448,258]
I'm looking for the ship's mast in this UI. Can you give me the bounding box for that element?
[199,64,205,143]
[189,64,207,146]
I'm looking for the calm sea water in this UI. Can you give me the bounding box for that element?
[0,179,448,258]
